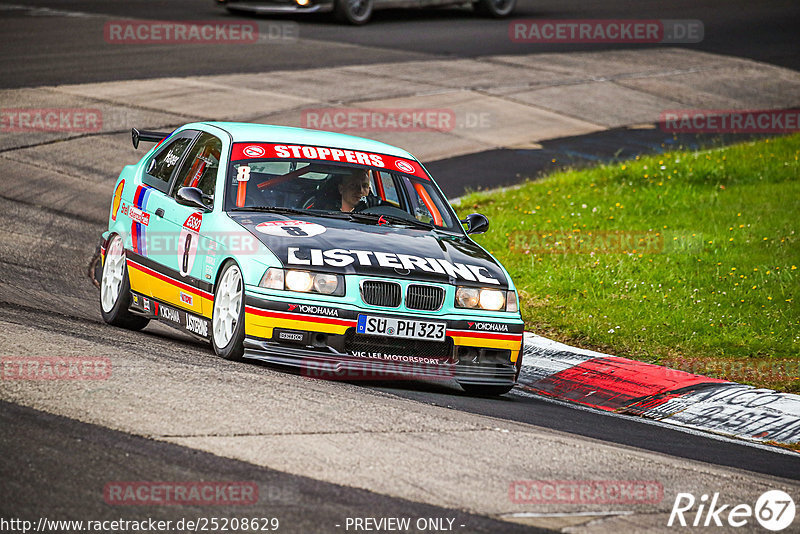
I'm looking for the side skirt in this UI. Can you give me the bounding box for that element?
[128,291,212,342]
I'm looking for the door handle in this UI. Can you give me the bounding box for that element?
[155,208,165,217]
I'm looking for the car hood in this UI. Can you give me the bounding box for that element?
[229,212,508,288]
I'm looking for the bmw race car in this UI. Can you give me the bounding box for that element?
[97,122,524,395]
[216,0,515,25]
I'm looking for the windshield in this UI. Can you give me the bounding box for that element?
[225,143,460,232]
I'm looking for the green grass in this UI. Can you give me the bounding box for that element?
[454,135,800,392]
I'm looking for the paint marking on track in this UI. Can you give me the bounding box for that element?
[502,511,634,518]
[510,388,800,458]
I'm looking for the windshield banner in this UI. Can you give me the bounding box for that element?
[230,142,429,180]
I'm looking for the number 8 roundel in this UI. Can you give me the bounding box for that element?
[255,220,326,238]
[178,213,202,277]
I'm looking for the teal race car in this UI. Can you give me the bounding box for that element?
[97,122,524,395]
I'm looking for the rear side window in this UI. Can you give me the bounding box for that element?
[171,132,223,208]
[143,132,196,192]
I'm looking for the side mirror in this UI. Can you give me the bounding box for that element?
[461,213,489,235]
[176,187,210,211]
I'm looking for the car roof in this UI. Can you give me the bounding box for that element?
[197,121,418,161]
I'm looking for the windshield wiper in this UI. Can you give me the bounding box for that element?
[348,212,434,230]
[230,206,348,219]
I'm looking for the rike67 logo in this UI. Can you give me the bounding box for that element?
[668,490,795,531]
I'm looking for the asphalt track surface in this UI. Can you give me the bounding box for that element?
[0,401,544,532]
[1,1,799,531]
[0,0,798,88]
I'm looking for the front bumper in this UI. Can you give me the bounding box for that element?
[218,0,333,14]
[243,292,524,386]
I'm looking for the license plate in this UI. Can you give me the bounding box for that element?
[357,315,446,341]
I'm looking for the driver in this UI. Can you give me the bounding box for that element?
[339,169,381,212]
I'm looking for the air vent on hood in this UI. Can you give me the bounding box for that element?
[361,280,402,308]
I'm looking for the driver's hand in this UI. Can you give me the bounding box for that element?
[354,194,383,211]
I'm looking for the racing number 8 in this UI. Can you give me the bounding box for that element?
[183,233,192,273]
[282,226,308,236]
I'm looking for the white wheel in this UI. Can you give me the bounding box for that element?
[101,235,125,313]
[99,234,149,330]
[212,264,243,351]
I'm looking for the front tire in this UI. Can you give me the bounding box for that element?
[474,0,515,17]
[211,261,245,361]
[334,0,373,25]
[100,234,150,330]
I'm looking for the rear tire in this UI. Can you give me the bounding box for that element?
[100,234,150,331]
[474,0,515,17]
[211,261,246,361]
[460,383,514,396]
[334,0,373,24]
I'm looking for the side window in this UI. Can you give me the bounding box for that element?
[143,134,195,192]
[403,177,452,228]
[377,171,400,206]
[171,132,222,208]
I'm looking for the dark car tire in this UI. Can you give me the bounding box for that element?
[474,0,515,18]
[334,0,373,25]
[100,234,150,331]
[211,261,246,361]
[460,383,515,396]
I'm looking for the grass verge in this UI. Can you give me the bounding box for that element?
[455,135,799,392]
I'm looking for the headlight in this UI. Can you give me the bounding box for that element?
[455,287,479,308]
[259,268,344,296]
[479,289,505,311]
[313,273,339,295]
[456,287,516,312]
[285,270,314,292]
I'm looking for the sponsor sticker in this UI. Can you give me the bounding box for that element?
[467,321,510,332]
[185,314,209,337]
[178,213,202,277]
[287,303,339,317]
[123,204,150,226]
[230,143,429,180]
[159,303,181,323]
[111,180,125,221]
[395,160,415,173]
[242,145,266,158]
[255,220,326,238]
[286,247,501,284]
[180,292,194,306]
